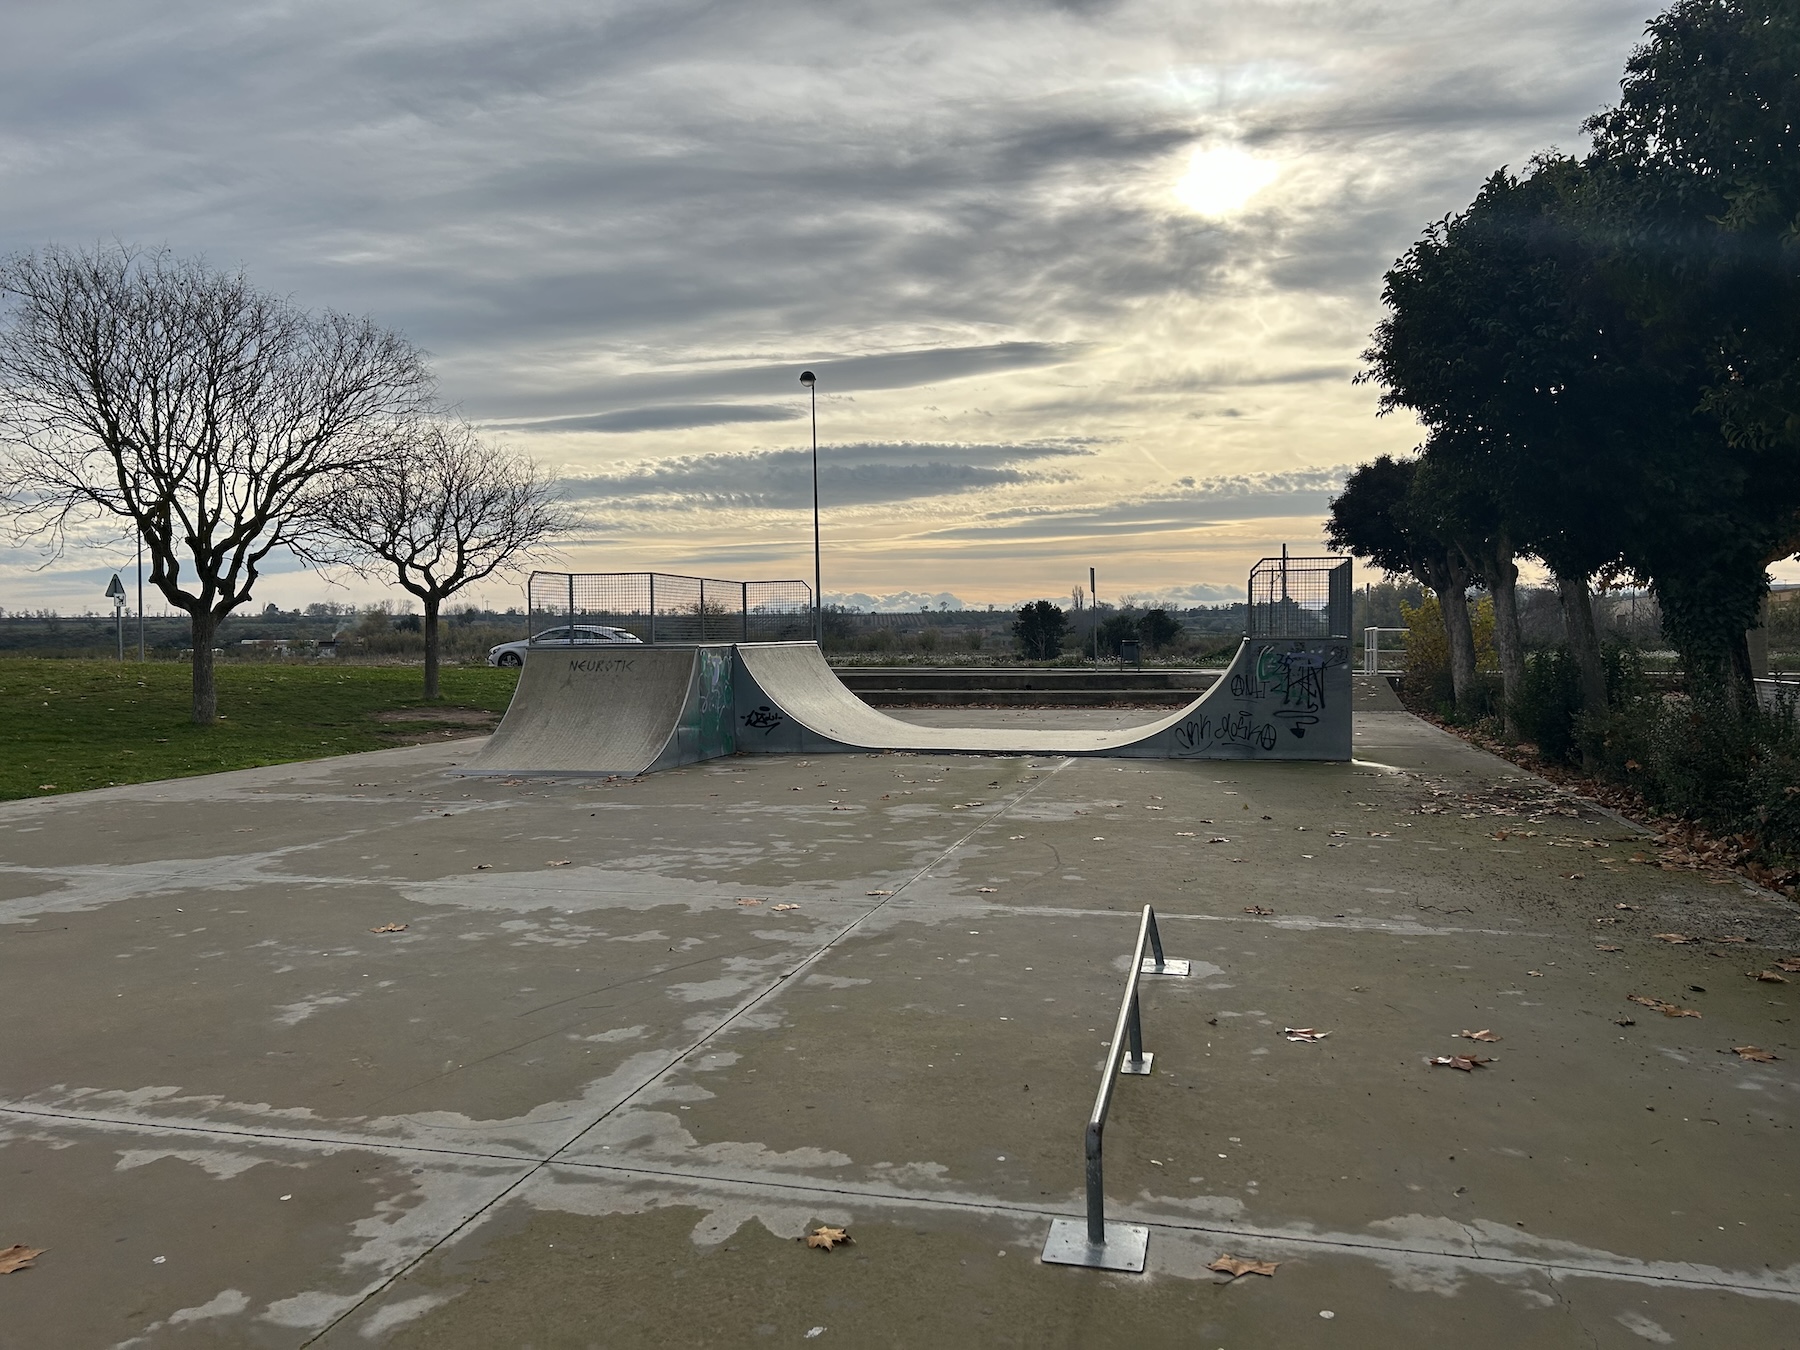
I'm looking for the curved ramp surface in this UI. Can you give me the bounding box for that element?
[469,645,735,776]
[733,639,1349,760]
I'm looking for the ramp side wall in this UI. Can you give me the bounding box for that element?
[649,645,739,772]
[1121,638,1352,761]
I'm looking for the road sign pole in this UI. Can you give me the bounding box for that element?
[104,573,128,662]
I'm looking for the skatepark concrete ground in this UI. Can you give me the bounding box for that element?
[2,677,1796,1348]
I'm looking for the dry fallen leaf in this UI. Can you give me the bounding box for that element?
[1652,933,1692,944]
[1527,970,1544,977]
[1430,1055,1491,1071]
[1284,1027,1329,1042]
[472,863,492,871]
[370,923,407,934]
[1776,956,1800,973]
[1457,1029,1501,1042]
[545,859,572,867]
[803,1225,852,1251]
[866,890,893,896]
[1710,935,1749,944]
[771,903,800,912]
[1207,1254,1278,1278]
[1594,944,1623,952]
[1615,902,1637,911]
[1244,905,1275,916]
[1749,970,1789,983]
[736,898,763,907]
[1730,1045,1779,1063]
[0,1245,43,1274]
[1627,993,1701,1018]
[977,887,999,893]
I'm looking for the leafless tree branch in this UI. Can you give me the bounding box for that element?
[0,243,433,722]
[321,419,571,697]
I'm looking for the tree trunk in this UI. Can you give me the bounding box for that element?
[423,597,441,700]
[1421,554,1477,710]
[1728,629,1758,716]
[1557,573,1609,716]
[189,610,219,725]
[1441,580,1477,710]
[1487,553,1526,740]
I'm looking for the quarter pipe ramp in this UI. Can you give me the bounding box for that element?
[468,644,735,776]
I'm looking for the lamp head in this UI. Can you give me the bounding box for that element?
[799,370,816,386]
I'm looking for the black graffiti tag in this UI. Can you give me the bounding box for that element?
[1172,711,1278,755]
[741,705,783,734]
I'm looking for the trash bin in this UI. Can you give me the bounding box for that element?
[1119,638,1141,669]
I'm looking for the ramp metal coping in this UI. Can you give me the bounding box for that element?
[1041,904,1189,1273]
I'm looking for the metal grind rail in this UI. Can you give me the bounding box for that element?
[1041,905,1189,1273]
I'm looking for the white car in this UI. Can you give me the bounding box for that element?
[487,625,644,667]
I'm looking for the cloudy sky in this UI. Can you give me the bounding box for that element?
[1,0,1693,613]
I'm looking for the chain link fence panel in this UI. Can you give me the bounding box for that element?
[527,572,813,644]
[1246,556,1351,639]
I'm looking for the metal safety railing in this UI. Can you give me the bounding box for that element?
[525,571,813,645]
[1363,626,1408,674]
[1041,905,1189,1273]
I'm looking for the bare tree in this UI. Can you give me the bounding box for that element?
[325,420,569,698]
[0,245,431,723]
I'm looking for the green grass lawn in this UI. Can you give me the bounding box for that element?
[0,658,518,800]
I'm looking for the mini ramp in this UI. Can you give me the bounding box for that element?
[731,639,1349,761]
[468,644,735,776]
[469,635,1349,776]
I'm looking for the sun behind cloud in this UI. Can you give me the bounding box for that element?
[1174,145,1281,218]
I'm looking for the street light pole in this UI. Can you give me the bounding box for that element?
[800,370,820,645]
[1090,565,1098,670]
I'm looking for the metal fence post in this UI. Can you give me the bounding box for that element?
[566,573,574,637]
[648,574,656,645]
[742,582,749,641]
